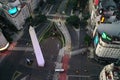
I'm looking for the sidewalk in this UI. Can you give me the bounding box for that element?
[53,20,71,80]
[0,42,17,63]
[0,28,24,63]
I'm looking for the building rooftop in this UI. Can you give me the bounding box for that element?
[101,63,120,80]
[99,0,117,11]
[97,23,120,37]
[96,0,120,23]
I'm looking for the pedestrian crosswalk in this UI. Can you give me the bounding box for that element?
[8,47,33,51]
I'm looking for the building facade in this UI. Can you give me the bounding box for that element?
[89,0,119,37]
[0,29,9,51]
[21,0,40,13]
[94,23,120,61]
[0,0,41,30]
[89,0,120,61]
[100,63,120,80]
[2,0,30,30]
[1,0,40,30]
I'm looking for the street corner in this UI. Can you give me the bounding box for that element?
[8,42,17,50]
[0,42,17,56]
[0,50,10,55]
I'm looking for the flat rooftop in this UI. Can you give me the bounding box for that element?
[97,23,120,37]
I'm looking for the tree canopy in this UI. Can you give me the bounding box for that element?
[66,15,80,28]
[84,35,91,46]
[68,0,78,10]
[46,0,55,4]
[78,0,89,10]
[37,14,47,23]
[26,14,47,26]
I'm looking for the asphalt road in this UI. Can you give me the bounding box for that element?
[0,19,62,80]
[0,51,24,80]
[66,24,104,80]
[16,21,50,47]
[0,36,62,80]
[49,0,63,14]
[67,24,87,50]
[68,53,104,80]
[66,24,79,50]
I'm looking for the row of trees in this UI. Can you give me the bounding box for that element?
[66,15,88,29]
[66,15,91,46]
[46,0,55,4]
[67,0,78,11]
[66,15,80,28]
[26,15,87,29]
[25,14,47,26]
[66,0,89,11]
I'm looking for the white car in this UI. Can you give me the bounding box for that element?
[55,68,64,72]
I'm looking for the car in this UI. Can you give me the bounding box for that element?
[55,68,64,72]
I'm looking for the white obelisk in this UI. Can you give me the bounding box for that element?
[29,26,45,67]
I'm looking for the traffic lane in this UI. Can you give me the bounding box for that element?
[18,50,55,80]
[17,21,50,46]
[68,53,103,77]
[49,0,62,14]
[0,37,61,80]
[16,26,30,46]
[17,39,31,47]
[79,29,87,48]
[67,25,79,50]
[67,54,88,75]
[65,2,73,16]
[68,76,90,80]
[41,37,62,58]
[40,37,62,79]
[35,21,50,37]
[57,0,68,14]
[68,76,98,80]
[0,51,24,80]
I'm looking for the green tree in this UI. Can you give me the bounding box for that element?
[84,35,91,46]
[82,11,90,20]
[33,14,47,25]
[80,19,88,27]
[78,0,89,10]
[37,14,47,22]
[71,0,77,10]
[25,16,33,24]
[66,15,80,28]
[68,0,78,10]
[47,0,55,4]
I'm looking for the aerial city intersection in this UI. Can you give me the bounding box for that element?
[0,0,120,80]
